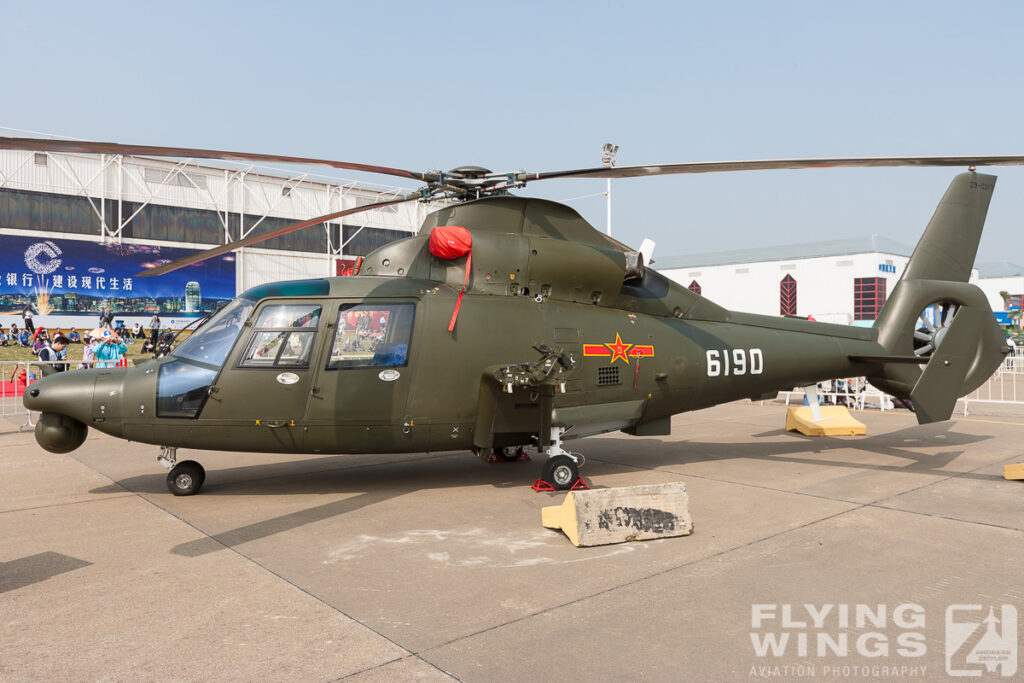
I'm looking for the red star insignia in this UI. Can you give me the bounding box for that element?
[607,333,632,364]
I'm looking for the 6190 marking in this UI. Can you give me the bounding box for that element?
[706,348,763,376]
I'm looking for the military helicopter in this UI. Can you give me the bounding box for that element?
[4,136,1022,495]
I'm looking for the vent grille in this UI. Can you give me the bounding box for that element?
[143,167,209,189]
[597,366,620,386]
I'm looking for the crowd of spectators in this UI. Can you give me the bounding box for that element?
[2,308,174,368]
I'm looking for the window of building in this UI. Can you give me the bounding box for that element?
[342,225,412,256]
[143,167,209,190]
[0,188,413,256]
[780,274,797,316]
[854,277,887,320]
[687,280,702,296]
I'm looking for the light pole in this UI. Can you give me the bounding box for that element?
[602,143,618,236]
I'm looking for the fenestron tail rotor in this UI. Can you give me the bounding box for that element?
[5,133,1024,276]
[913,302,959,360]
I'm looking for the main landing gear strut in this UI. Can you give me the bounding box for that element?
[158,446,206,496]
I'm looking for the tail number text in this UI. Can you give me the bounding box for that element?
[706,348,763,377]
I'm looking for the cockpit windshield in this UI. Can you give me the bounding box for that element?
[171,297,255,368]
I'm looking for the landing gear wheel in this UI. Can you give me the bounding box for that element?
[497,446,527,462]
[541,455,579,491]
[167,460,206,496]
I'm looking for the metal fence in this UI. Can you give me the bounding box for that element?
[778,378,895,412]
[777,350,1024,416]
[960,349,1024,415]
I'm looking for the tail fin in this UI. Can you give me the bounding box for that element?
[870,172,1009,423]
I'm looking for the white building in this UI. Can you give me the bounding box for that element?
[657,236,1024,328]
[976,262,1024,317]
[657,236,980,326]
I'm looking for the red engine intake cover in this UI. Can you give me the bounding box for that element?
[429,225,472,259]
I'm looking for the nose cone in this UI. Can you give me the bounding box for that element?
[23,369,128,451]
[23,370,98,423]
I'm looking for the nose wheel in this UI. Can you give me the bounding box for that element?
[166,460,206,496]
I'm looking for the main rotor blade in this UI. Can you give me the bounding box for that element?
[137,194,423,277]
[0,136,432,183]
[525,155,1024,181]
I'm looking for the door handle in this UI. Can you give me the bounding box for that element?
[256,419,295,428]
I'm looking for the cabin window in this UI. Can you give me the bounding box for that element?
[239,304,322,368]
[327,303,415,369]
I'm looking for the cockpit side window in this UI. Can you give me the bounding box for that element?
[327,303,414,369]
[239,303,322,369]
[172,297,255,368]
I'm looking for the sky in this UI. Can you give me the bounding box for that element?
[2,0,1024,265]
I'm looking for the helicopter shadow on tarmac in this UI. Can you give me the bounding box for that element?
[589,418,999,482]
[80,419,1000,558]
[85,451,557,557]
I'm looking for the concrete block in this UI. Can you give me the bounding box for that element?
[1003,463,1024,480]
[541,482,693,547]
[786,405,866,437]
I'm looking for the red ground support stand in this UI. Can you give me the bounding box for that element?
[487,449,532,463]
[531,478,589,492]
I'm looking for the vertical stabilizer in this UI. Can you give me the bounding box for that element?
[901,172,995,283]
[869,172,1008,423]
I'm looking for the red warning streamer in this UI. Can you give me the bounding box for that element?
[429,225,473,332]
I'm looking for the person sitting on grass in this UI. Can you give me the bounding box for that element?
[0,329,8,347]
[155,331,175,358]
[18,329,32,347]
[67,328,81,344]
[32,329,50,354]
[114,321,131,342]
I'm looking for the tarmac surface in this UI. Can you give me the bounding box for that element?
[2,401,1024,681]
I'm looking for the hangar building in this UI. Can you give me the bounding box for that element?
[0,146,435,330]
[976,262,1024,317]
[657,236,922,325]
[658,237,1021,329]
